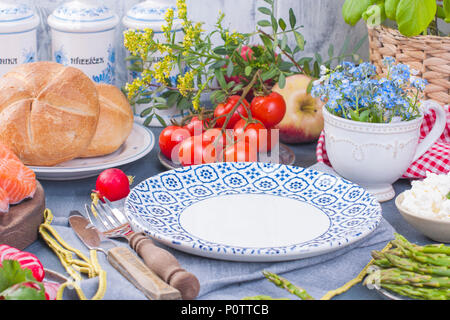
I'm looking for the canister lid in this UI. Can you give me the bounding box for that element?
[123,0,182,31]
[48,0,119,33]
[0,2,40,34]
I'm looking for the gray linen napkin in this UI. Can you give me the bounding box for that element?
[46,163,395,300]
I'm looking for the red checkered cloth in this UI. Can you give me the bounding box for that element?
[316,104,450,180]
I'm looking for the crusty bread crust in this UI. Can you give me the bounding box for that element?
[80,84,134,158]
[0,62,100,166]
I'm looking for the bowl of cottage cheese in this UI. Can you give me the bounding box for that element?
[395,172,450,243]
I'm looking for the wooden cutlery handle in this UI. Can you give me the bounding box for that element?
[107,246,181,300]
[129,232,200,300]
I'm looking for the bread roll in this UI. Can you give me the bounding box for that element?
[0,62,100,166]
[80,84,134,158]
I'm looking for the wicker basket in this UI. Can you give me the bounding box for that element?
[368,25,450,105]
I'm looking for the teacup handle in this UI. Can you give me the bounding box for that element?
[413,101,447,163]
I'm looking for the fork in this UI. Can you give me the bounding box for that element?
[86,199,200,300]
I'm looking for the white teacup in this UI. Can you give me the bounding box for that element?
[323,101,447,202]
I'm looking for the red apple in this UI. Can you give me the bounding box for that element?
[273,74,324,144]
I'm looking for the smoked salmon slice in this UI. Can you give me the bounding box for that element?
[0,187,9,213]
[0,159,36,205]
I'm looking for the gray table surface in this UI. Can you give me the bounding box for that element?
[25,127,432,300]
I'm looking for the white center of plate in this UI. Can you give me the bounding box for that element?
[179,194,331,248]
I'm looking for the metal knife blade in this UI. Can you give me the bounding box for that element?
[68,210,182,300]
[69,211,116,253]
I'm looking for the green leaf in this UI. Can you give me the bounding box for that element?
[0,260,35,293]
[154,104,169,110]
[279,61,294,72]
[281,34,288,50]
[154,114,167,127]
[143,114,154,127]
[136,98,153,105]
[213,46,227,55]
[257,20,272,27]
[302,60,311,75]
[140,107,153,117]
[289,8,297,29]
[177,97,192,110]
[226,63,234,78]
[293,31,305,51]
[385,0,400,20]
[342,0,372,26]
[263,0,273,5]
[153,97,166,104]
[245,66,252,77]
[214,69,227,90]
[328,44,334,58]
[314,53,323,65]
[278,73,286,89]
[261,68,278,82]
[444,0,450,23]
[447,191,450,200]
[210,60,227,69]
[258,7,272,15]
[125,55,141,62]
[306,79,314,94]
[271,15,278,33]
[359,109,371,122]
[127,64,143,72]
[279,18,287,31]
[396,0,437,36]
[211,91,226,104]
[313,61,320,78]
[259,34,273,50]
[0,282,46,300]
[349,109,360,121]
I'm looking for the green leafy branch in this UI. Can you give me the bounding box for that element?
[124,0,367,127]
[343,0,450,37]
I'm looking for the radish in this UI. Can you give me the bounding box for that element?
[93,169,133,202]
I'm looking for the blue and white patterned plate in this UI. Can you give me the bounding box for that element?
[125,162,382,262]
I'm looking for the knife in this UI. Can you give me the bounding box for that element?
[69,211,181,300]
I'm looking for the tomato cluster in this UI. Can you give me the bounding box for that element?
[159,92,286,167]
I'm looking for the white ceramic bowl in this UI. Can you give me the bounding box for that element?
[395,192,450,243]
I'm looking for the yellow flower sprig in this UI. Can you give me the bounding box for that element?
[122,0,260,124]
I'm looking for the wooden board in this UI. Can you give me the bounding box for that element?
[0,181,45,250]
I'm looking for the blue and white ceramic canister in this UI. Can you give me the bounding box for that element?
[48,0,119,84]
[0,1,39,77]
[123,0,184,127]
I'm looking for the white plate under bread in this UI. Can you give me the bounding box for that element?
[30,123,155,181]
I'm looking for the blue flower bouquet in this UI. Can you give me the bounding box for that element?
[311,57,428,124]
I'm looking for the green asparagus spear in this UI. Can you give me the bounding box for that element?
[371,251,394,268]
[421,244,450,256]
[384,253,450,277]
[366,234,450,300]
[381,283,450,300]
[262,271,315,300]
[394,234,450,255]
[392,236,450,267]
[377,268,450,288]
